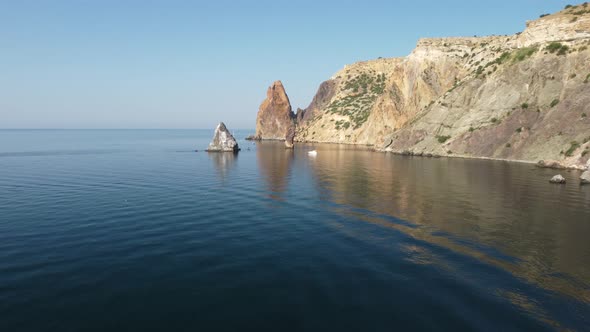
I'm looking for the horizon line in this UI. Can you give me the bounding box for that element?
[0,128,256,131]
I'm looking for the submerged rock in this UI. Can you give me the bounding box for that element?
[549,174,566,184]
[206,122,240,152]
[581,171,590,185]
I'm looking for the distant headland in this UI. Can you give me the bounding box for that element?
[251,3,590,171]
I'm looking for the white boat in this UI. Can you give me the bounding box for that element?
[308,150,317,156]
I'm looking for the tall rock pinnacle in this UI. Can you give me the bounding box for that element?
[255,81,296,140]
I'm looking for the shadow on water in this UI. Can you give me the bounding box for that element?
[256,141,295,201]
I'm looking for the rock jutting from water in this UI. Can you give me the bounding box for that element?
[254,80,296,140]
[206,122,240,152]
[581,170,590,184]
[550,174,567,184]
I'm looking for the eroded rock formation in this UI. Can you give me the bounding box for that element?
[254,81,296,140]
[206,122,240,152]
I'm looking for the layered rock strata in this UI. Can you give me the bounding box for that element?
[290,4,590,168]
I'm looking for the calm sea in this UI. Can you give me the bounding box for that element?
[0,129,589,331]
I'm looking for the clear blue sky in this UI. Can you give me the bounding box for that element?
[0,0,575,129]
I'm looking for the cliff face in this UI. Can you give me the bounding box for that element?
[255,81,296,140]
[295,4,590,168]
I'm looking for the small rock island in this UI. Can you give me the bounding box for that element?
[253,80,296,141]
[206,122,240,153]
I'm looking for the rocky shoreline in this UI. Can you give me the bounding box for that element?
[251,3,590,171]
[381,149,590,171]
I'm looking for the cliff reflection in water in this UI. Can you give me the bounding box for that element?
[256,141,294,201]
[302,144,590,306]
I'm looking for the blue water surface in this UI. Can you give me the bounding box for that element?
[0,129,589,331]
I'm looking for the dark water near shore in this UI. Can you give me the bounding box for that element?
[1,129,589,331]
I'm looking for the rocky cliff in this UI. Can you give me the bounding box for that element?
[254,81,296,140]
[294,4,590,168]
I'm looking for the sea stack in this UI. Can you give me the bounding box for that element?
[206,122,240,152]
[254,81,296,140]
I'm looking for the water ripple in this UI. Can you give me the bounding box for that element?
[0,132,589,331]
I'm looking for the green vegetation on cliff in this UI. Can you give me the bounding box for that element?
[327,72,386,129]
[546,42,569,55]
[292,4,590,168]
[436,135,451,143]
[565,141,581,157]
[513,47,538,61]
